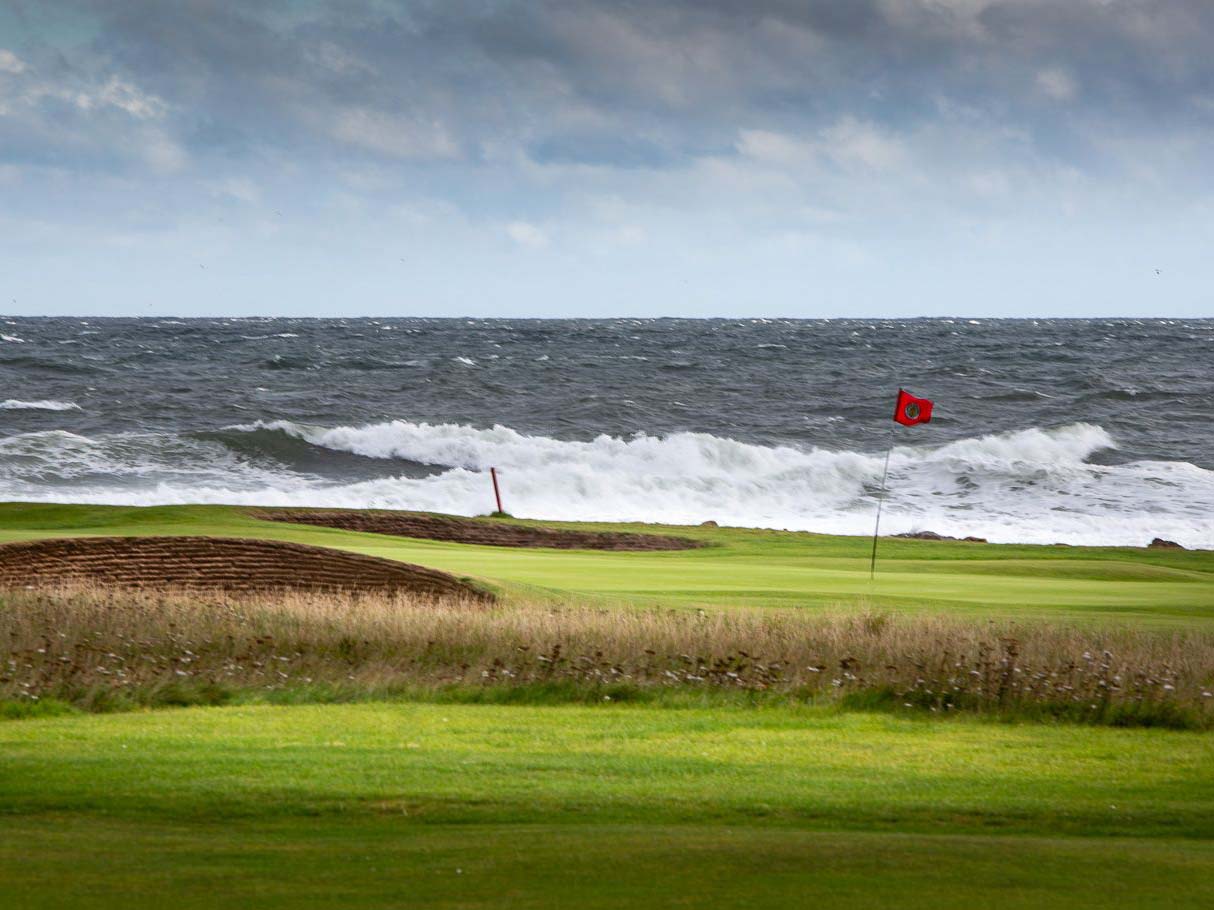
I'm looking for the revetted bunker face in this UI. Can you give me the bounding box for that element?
[0,536,490,600]
[255,510,705,551]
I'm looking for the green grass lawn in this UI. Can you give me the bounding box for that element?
[2,502,1213,623]
[2,702,1213,908]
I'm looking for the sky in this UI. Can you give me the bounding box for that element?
[1,0,1212,318]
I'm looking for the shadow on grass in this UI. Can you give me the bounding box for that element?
[5,679,1208,730]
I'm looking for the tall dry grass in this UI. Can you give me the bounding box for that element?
[3,584,1212,726]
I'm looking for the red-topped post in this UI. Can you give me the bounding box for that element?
[490,467,504,514]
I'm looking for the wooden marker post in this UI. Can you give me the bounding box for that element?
[490,467,504,515]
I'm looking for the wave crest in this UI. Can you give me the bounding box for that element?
[1,399,82,411]
[1,419,1210,547]
[913,423,1115,471]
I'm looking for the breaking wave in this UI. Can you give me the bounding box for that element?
[0,399,81,411]
[1,419,1211,547]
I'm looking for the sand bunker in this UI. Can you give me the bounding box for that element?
[258,510,704,551]
[0,536,488,599]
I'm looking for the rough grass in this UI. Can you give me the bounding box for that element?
[4,584,1212,727]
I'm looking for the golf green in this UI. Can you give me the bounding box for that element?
[1,502,1211,623]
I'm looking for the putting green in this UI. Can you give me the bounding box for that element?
[1,502,1212,623]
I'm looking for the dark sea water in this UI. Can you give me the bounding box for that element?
[2,316,1212,547]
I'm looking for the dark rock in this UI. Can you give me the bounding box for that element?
[1148,538,1185,550]
[892,531,987,543]
[699,520,719,528]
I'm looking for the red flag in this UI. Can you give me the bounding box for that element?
[893,389,933,426]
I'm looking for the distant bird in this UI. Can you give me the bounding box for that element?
[1155,269,1161,276]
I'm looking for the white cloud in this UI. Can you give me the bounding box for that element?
[736,129,810,167]
[210,177,261,204]
[737,118,907,173]
[90,77,167,119]
[1037,67,1078,101]
[965,170,1012,198]
[9,71,167,120]
[819,117,907,171]
[305,41,369,75]
[610,224,646,245]
[140,130,187,173]
[0,49,25,75]
[506,221,549,247]
[329,108,459,160]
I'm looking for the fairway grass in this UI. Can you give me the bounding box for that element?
[4,820,1212,910]
[2,702,1213,908]
[2,502,1213,623]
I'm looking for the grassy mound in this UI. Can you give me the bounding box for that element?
[0,534,490,599]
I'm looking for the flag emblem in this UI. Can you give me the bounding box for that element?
[893,389,933,426]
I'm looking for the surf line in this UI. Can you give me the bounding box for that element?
[870,388,934,579]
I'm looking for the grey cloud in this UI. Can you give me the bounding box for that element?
[0,0,1210,243]
[2,0,1204,180]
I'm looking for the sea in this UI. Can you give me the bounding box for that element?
[1,316,1212,548]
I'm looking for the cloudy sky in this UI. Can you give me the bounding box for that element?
[1,0,1211,317]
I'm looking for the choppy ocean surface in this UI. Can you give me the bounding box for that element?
[1,317,1212,547]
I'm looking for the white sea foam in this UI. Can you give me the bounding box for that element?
[1,420,1211,547]
[0,399,81,411]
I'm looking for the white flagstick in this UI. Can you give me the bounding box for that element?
[869,425,896,579]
